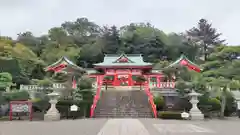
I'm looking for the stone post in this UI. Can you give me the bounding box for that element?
[44,92,61,121]
[188,90,204,120]
[231,91,240,118]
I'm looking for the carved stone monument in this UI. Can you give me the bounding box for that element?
[188,90,204,120]
[44,91,61,121]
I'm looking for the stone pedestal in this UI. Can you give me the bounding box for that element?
[189,90,204,120]
[44,92,60,121]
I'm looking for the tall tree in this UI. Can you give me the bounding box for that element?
[17,31,43,56]
[100,26,121,54]
[187,19,225,61]
[120,23,168,61]
[61,18,100,46]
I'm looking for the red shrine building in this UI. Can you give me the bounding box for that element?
[45,53,201,89]
[88,54,175,89]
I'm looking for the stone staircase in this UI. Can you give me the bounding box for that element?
[94,90,153,118]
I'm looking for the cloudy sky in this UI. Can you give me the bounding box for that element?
[0,0,239,45]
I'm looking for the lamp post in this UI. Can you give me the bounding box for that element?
[188,89,204,120]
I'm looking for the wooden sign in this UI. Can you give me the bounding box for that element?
[9,101,33,121]
[132,69,141,74]
[116,69,130,74]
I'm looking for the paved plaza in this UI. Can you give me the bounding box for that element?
[0,118,239,135]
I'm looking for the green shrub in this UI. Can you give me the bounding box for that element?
[198,96,221,113]
[208,98,221,111]
[31,98,50,112]
[56,99,92,118]
[154,95,164,111]
[3,91,29,101]
[158,111,183,119]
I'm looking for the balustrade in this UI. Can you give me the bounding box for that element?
[149,82,175,88]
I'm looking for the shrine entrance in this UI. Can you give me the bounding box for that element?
[115,74,131,86]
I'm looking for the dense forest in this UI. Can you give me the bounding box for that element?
[0,17,240,90]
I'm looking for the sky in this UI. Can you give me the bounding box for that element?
[0,0,239,45]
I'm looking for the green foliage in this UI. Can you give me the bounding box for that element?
[104,76,113,81]
[51,72,68,82]
[153,95,165,111]
[198,95,221,113]
[78,76,93,90]
[0,72,13,91]
[158,111,183,119]
[35,78,52,86]
[72,76,94,102]
[3,91,29,101]
[187,18,225,61]
[56,99,93,118]
[31,97,50,112]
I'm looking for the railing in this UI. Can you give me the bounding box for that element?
[149,82,175,88]
[144,83,157,118]
[90,76,103,118]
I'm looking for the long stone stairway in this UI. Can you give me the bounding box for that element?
[94,90,153,118]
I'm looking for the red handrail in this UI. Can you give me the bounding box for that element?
[90,76,102,118]
[144,83,157,118]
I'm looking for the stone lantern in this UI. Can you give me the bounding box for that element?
[188,90,204,120]
[44,91,61,121]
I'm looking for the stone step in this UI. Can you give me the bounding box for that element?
[95,113,152,116]
[94,90,153,118]
[95,109,152,112]
[95,113,153,116]
[95,114,153,118]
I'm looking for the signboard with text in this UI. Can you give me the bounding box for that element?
[9,101,33,121]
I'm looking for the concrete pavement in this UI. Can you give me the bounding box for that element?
[0,118,239,135]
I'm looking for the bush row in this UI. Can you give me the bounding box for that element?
[0,91,93,118]
[154,94,236,119]
[158,111,183,119]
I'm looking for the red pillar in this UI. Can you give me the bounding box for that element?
[113,69,117,86]
[128,73,132,86]
[157,76,160,88]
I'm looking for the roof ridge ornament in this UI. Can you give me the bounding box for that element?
[113,53,134,63]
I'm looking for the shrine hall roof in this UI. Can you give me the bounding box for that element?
[94,54,152,67]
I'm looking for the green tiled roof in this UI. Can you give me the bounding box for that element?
[94,54,152,67]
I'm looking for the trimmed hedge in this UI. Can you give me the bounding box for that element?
[154,95,165,111]
[56,100,92,118]
[158,111,183,119]
[2,91,29,102]
[30,99,93,118]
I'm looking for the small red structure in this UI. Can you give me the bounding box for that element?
[44,56,86,88]
[168,54,202,73]
[9,101,33,121]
